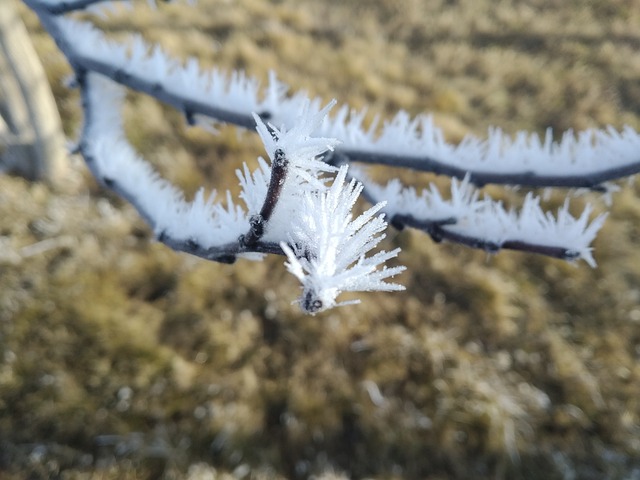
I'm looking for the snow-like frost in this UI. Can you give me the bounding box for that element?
[50,10,640,183]
[55,16,267,120]
[24,0,628,312]
[84,73,250,247]
[84,73,403,311]
[250,104,342,241]
[254,101,340,189]
[282,167,406,314]
[362,172,606,266]
[317,110,640,181]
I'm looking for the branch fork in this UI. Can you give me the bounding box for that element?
[17,0,637,311]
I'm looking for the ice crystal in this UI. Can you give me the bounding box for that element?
[281,167,405,314]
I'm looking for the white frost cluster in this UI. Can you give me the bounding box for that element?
[235,102,341,237]
[84,74,251,248]
[247,107,406,312]
[281,166,405,314]
[362,172,606,266]
[55,15,266,120]
[281,167,406,314]
[84,73,404,312]
[49,12,640,180]
[255,101,340,190]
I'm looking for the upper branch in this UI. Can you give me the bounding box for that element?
[323,111,640,190]
[23,3,259,127]
[23,5,640,190]
[339,144,640,190]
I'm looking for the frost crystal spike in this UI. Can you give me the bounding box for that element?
[282,167,405,314]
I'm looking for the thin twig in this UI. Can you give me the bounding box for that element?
[240,148,289,247]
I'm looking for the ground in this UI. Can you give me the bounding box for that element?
[1,0,640,478]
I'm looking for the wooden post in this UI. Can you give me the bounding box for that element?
[0,0,66,184]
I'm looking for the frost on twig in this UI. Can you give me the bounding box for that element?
[80,73,259,262]
[23,2,640,188]
[18,0,636,311]
[79,72,404,312]
[356,171,607,266]
[281,167,405,314]
[332,112,640,189]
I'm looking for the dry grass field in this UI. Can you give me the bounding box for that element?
[2,0,640,478]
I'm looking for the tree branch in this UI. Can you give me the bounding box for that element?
[23,4,640,190]
[78,71,285,265]
[22,3,259,127]
[339,145,640,190]
[20,0,619,277]
[350,167,605,265]
[240,148,289,247]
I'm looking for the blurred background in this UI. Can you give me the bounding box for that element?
[1,0,640,478]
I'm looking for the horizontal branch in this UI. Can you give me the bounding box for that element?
[24,4,640,189]
[359,171,581,260]
[157,231,284,264]
[391,213,581,261]
[323,111,640,190]
[339,145,640,190]
[350,167,606,266]
[24,3,260,127]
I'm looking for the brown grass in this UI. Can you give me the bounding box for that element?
[2,0,640,478]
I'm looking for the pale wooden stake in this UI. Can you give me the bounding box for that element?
[0,0,66,183]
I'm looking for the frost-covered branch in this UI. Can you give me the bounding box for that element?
[80,72,273,264]
[353,169,606,266]
[24,3,261,127]
[24,0,640,190]
[337,120,640,190]
[18,0,637,310]
[77,69,404,311]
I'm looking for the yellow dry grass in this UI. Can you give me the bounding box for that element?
[2,0,640,478]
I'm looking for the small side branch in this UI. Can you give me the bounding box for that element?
[241,148,289,247]
[351,169,605,266]
[391,213,580,261]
